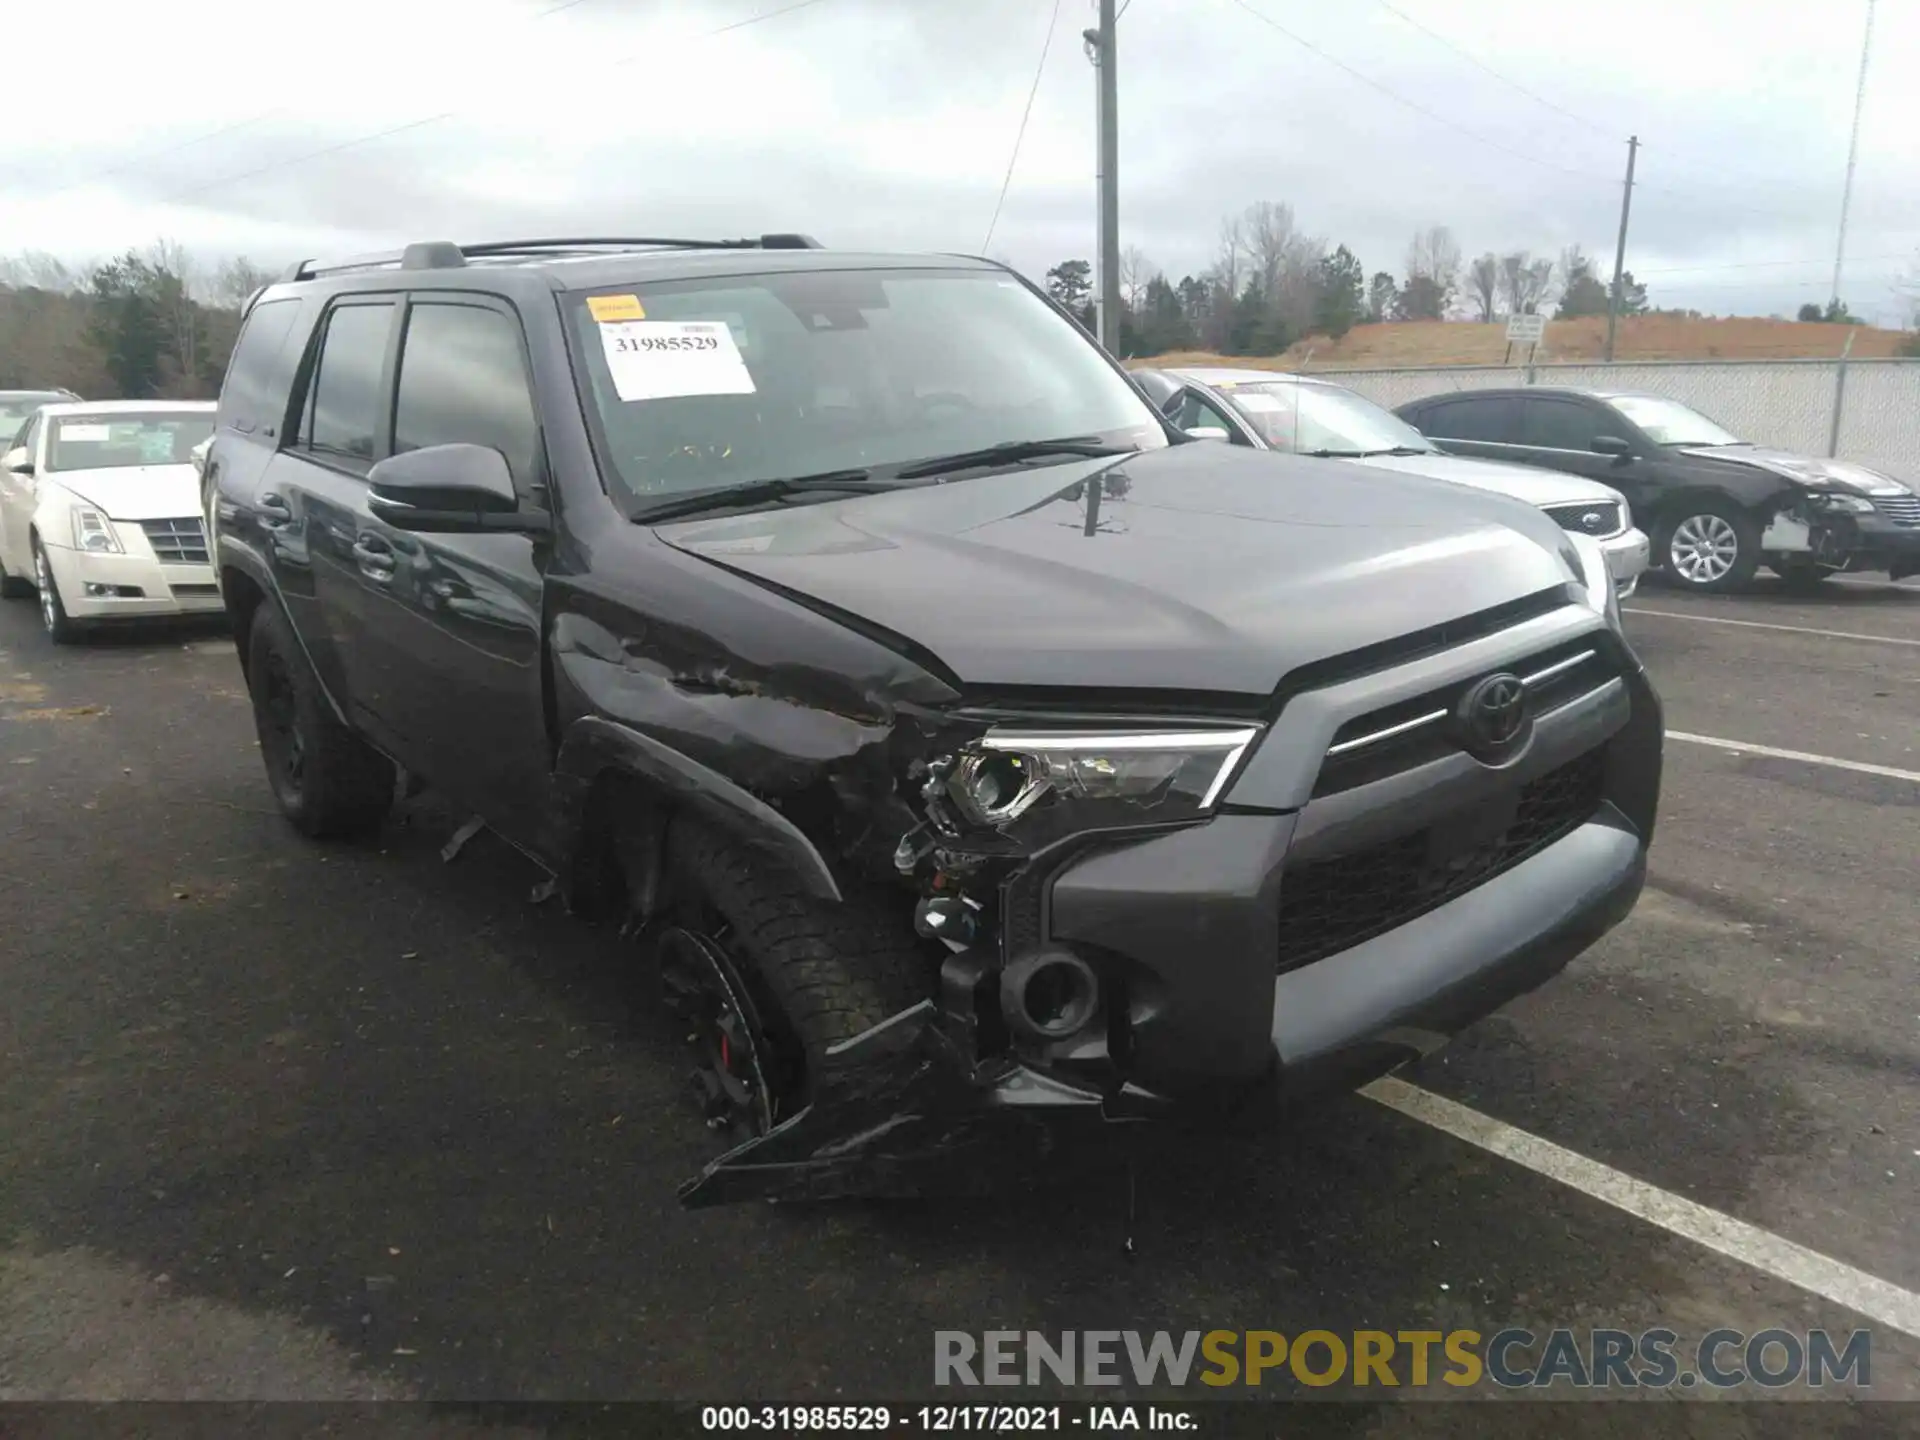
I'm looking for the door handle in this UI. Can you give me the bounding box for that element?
[352,535,396,582]
[258,493,292,530]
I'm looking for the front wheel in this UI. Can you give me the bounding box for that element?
[1659,502,1760,593]
[31,539,82,644]
[244,601,395,839]
[657,818,931,1141]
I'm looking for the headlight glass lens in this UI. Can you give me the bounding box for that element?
[71,507,123,554]
[945,728,1261,833]
[1809,492,1874,514]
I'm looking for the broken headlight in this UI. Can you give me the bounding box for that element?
[942,727,1261,834]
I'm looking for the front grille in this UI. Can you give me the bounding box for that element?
[1542,500,1625,538]
[170,583,221,598]
[141,517,208,564]
[1872,493,1920,527]
[1313,636,1618,797]
[1276,748,1607,974]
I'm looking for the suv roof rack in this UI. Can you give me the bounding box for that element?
[278,233,824,283]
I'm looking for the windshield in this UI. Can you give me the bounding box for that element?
[1220,380,1436,455]
[568,267,1167,507]
[1608,394,1742,447]
[46,412,215,473]
[1,395,65,440]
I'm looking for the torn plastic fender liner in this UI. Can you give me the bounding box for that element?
[553,714,843,903]
[677,1000,1147,1208]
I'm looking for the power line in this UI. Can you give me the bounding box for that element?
[1223,0,1605,184]
[983,0,1065,252]
[42,0,832,214]
[5,0,607,205]
[1225,0,1816,223]
[1636,252,1915,277]
[1366,0,1615,140]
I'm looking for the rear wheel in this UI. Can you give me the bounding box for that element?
[244,601,395,839]
[1659,502,1760,593]
[657,817,929,1140]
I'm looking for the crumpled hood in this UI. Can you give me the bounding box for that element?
[42,464,200,521]
[1678,445,1915,497]
[655,443,1576,696]
[1347,449,1623,508]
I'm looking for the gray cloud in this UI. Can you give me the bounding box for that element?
[6,0,1915,323]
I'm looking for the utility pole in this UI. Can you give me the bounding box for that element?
[1830,0,1875,316]
[1084,0,1121,354]
[1604,134,1639,364]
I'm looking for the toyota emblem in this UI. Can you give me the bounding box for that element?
[1456,672,1532,759]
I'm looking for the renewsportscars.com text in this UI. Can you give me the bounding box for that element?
[934,1328,1871,1390]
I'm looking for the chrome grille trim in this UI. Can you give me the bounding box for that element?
[140,516,209,565]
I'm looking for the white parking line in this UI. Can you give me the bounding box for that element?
[1363,1077,1920,1340]
[1624,607,1920,648]
[1666,730,1920,784]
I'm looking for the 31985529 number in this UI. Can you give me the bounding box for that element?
[612,331,722,354]
[701,1406,894,1430]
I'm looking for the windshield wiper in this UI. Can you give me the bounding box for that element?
[631,469,901,524]
[893,437,1134,481]
[1306,445,1434,459]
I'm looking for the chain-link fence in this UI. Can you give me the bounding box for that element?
[1319,357,1920,481]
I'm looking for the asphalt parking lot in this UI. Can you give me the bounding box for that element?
[1,574,1916,1427]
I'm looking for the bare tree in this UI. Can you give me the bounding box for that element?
[1237,201,1325,336]
[210,255,275,310]
[1118,245,1156,312]
[1400,226,1462,320]
[1497,251,1556,317]
[148,238,202,391]
[1467,252,1501,322]
[0,251,85,293]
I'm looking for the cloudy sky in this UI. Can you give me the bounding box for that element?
[5,0,1916,323]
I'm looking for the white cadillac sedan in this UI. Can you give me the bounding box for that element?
[0,400,222,643]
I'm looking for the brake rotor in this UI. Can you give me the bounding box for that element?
[655,925,778,1138]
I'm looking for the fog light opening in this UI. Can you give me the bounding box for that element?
[1001,948,1101,1043]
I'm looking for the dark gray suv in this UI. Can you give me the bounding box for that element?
[203,235,1663,1205]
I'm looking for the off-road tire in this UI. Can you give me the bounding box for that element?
[668,817,930,1080]
[245,601,395,839]
[1656,500,1761,594]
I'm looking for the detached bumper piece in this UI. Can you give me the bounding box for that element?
[676,997,1149,1208]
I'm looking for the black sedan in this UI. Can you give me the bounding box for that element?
[1393,386,1920,592]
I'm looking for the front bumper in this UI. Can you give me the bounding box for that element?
[40,540,224,620]
[679,629,1663,1206]
[1601,527,1650,597]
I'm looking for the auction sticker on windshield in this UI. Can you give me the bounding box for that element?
[57,423,112,442]
[598,319,756,401]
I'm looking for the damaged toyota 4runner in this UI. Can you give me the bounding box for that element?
[205,236,1663,1206]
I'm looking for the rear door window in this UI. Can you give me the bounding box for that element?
[293,301,397,470]
[218,297,304,436]
[1418,396,1522,443]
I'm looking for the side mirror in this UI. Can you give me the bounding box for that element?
[366,443,549,534]
[1184,426,1231,442]
[1590,434,1634,458]
[5,449,31,477]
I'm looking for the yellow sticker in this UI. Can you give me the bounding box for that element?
[587,293,646,322]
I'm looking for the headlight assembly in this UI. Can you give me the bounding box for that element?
[1563,530,1621,632]
[1806,492,1874,514]
[939,727,1261,836]
[70,506,123,554]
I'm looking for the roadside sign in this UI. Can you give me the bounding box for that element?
[1506,312,1546,345]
